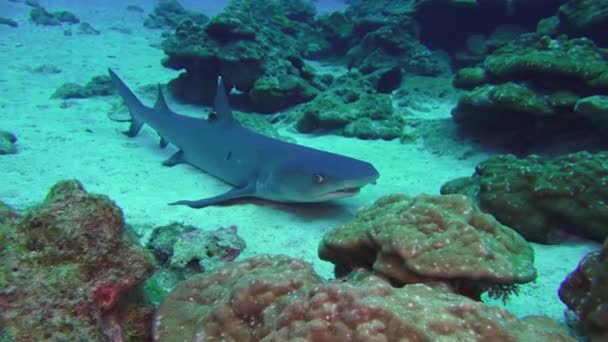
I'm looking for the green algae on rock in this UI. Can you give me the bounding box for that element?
[441,152,608,243]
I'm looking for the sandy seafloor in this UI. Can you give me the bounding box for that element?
[0,0,601,329]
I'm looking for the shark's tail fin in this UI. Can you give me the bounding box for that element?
[108,68,145,137]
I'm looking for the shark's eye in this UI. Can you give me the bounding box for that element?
[313,174,324,184]
[208,111,218,121]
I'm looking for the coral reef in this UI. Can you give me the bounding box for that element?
[288,71,406,140]
[143,0,208,29]
[161,0,324,112]
[441,152,608,243]
[451,35,608,152]
[0,131,17,155]
[559,238,608,341]
[52,75,115,99]
[0,180,155,341]
[154,254,573,341]
[318,193,536,300]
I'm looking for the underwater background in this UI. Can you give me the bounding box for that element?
[0,0,606,341]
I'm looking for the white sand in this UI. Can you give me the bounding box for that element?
[0,0,600,327]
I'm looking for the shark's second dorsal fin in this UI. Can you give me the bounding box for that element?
[154,84,171,113]
[212,76,235,124]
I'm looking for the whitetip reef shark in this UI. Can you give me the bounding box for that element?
[108,69,379,208]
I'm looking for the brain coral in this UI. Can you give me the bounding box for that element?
[318,193,536,300]
[154,254,573,341]
[441,152,608,243]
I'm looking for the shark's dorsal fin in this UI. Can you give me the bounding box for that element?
[154,84,171,113]
[211,76,235,124]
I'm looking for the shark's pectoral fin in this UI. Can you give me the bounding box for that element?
[162,150,184,167]
[169,182,256,209]
[160,137,168,149]
[122,117,144,137]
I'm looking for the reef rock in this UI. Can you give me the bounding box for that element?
[0,180,155,341]
[559,238,608,341]
[0,131,17,155]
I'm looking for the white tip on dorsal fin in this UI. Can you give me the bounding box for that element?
[154,84,170,113]
[212,76,235,123]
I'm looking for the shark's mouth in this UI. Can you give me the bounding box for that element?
[323,187,361,200]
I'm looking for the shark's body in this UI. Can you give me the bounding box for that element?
[108,69,379,208]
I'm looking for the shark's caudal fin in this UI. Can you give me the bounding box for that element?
[108,68,145,137]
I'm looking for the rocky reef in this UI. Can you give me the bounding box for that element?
[160,0,324,113]
[28,3,79,26]
[159,0,448,116]
[441,152,608,243]
[0,180,155,341]
[52,75,115,99]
